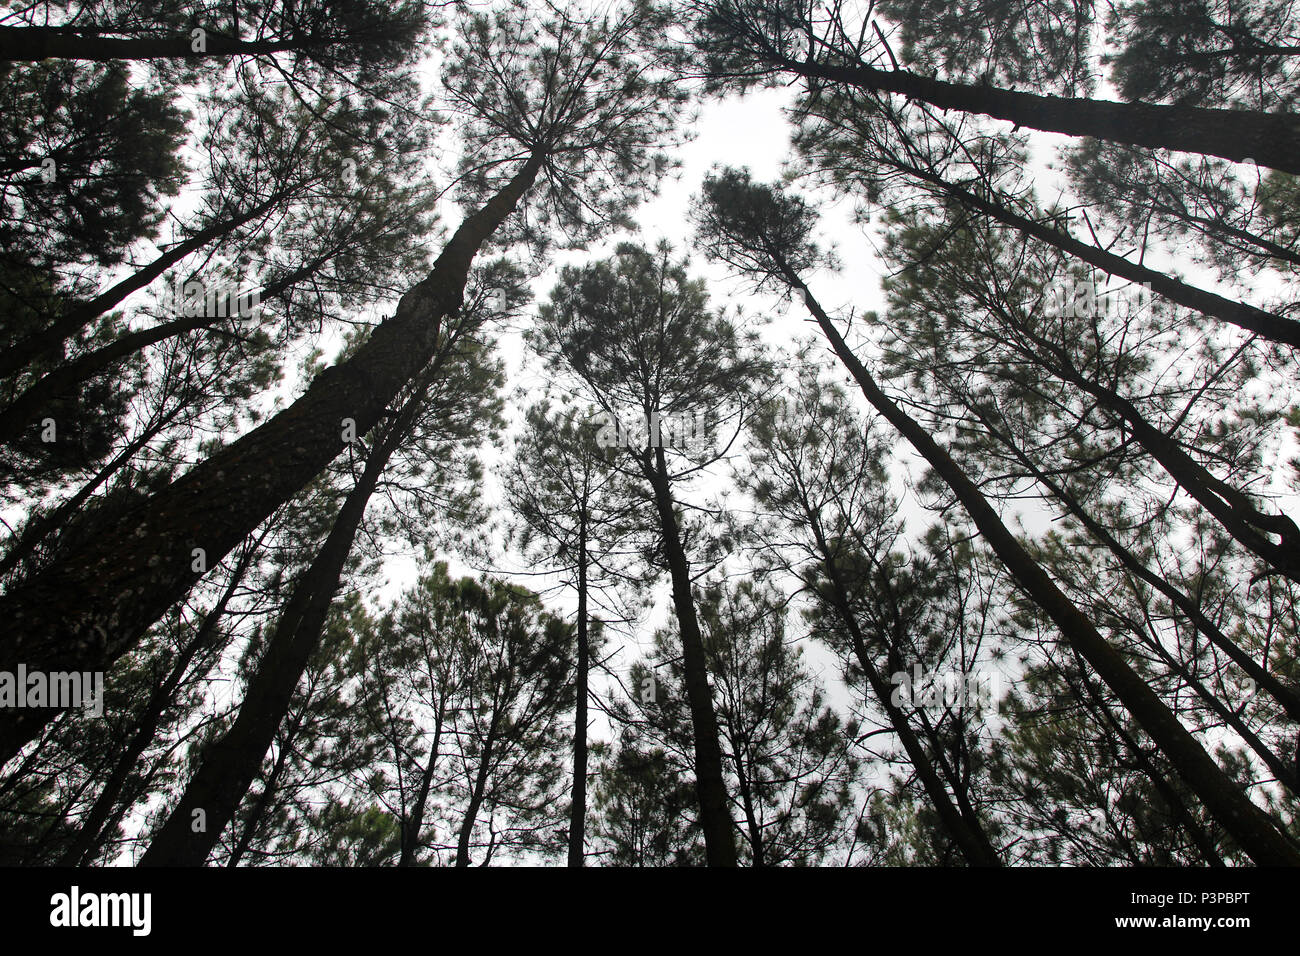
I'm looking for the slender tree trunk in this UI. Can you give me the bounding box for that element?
[138,394,416,866]
[58,538,257,865]
[783,265,1300,865]
[644,447,738,866]
[979,410,1300,723]
[1073,667,1228,866]
[226,711,299,867]
[455,735,496,867]
[399,698,445,867]
[0,26,345,62]
[729,748,765,866]
[781,55,1300,174]
[893,156,1300,350]
[0,247,336,447]
[567,522,589,867]
[804,512,1002,866]
[0,188,297,380]
[0,154,542,762]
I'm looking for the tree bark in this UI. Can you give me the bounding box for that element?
[0,155,542,762]
[644,446,738,866]
[895,157,1300,351]
[0,247,336,448]
[58,538,257,865]
[783,55,1300,175]
[137,372,431,866]
[567,521,589,867]
[0,27,344,63]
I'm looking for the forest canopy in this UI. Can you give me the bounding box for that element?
[0,0,1298,869]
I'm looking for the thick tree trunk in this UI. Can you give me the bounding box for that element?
[567,524,589,867]
[785,267,1300,865]
[783,56,1300,175]
[0,188,297,380]
[0,155,542,762]
[645,447,738,866]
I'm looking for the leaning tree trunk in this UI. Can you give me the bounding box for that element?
[982,412,1300,723]
[0,186,300,380]
[895,157,1300,350]
[780,261,1300,866]
[138,368,436,867]
[0,154,543,763]
[778,54,1300,175]
[645,446,738,866]
[805,514,1002,866]
[0,27,345,62]
[58,538,257,865]
[0,246,337,448]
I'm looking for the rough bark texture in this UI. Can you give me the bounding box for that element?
[138,434,391,866]
[0,155,542,764]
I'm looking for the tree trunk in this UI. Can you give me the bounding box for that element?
[982,412,1300,723]
[785,56,1300,175]
[896,157,1300,350]
[1044,352,1300,581]
[399,698,445,867]
[1073,666,1228,866]
[0,27,344,63]
[137,386,420,866]
[226,709,299,867]
[804,512,1002,866]
[0,246,336,448]
[567,522,589,867]
[0,154,542,762]
[644,446,738,866]
[58,538,257,865]
[0,188,298,380]
[784,266,1300,866]
[454,732,496,867]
